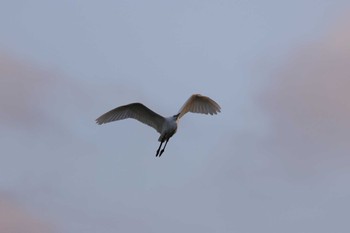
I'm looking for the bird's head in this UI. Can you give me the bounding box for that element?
[172,113,180,120]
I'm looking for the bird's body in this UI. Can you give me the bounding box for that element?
[96,94,221,156]
[159,116,178,142]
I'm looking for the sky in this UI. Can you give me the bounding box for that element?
[1,1,350,232]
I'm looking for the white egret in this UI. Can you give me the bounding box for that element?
[96,94,221,156]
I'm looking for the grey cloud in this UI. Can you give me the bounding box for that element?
[0,196,54,233]
[260,19,350,174]
[0,53,55,129]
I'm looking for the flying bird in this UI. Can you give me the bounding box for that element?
[96,94,221,157]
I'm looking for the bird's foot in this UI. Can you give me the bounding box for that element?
[156,149,160,157]
[159,149,165,157]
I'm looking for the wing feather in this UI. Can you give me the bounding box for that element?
[177,94,221,119]
[96,103,165,133]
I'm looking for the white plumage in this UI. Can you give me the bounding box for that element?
[96,94,221,156]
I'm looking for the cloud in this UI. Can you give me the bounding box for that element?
[0,52,146,133]
[0,53,57,129]
[208,14,350,186]
[0,197,54,233]
[259,16,350,174]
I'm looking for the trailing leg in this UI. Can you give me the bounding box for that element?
[156,141,163,157]
[159,139,169,157]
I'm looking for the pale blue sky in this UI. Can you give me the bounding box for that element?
[1,1,350,232]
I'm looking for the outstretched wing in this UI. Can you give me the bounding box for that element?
[177,94,221,119]
[96,103,165,133]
